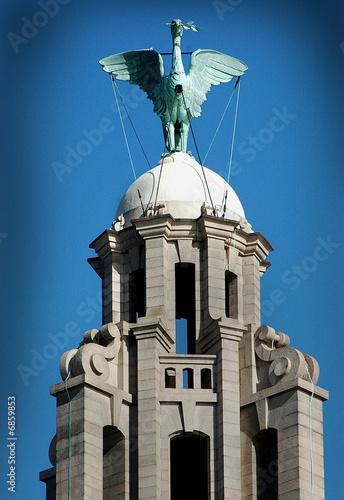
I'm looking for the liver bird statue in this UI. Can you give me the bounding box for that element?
[99,19,248,153]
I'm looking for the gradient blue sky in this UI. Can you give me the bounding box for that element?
[1,0,343,498]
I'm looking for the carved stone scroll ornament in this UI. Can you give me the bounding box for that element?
[59,323,120,383]
[255,325,319,386]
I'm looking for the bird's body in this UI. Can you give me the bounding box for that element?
[99,19,248,153]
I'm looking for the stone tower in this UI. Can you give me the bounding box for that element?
[40,152,328,499]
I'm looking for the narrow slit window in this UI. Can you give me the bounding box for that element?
[183,368,193,389]
[201,368,212,389]
[165,368,176,388]
[253,429,278,500]
[129,268,145,323]
[175,263,196,354]
[225,271,238,319]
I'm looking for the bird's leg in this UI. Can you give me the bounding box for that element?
[162,120,175,152]
[174,123,182,152]
[180,121,190,153]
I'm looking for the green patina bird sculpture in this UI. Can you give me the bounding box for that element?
[99,19,248,153]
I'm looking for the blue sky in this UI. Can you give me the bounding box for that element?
[1,0,343,498]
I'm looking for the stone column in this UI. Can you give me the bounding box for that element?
[200,321,245,500]
[131,318,173,500]
[51,322,132,500]
[52,379,109,500]
[89,229,123,325]
[277,387,327,500]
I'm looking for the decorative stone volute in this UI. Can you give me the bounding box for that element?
[255,324,320,387]
[59,323,121,385]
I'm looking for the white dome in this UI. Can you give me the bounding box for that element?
[115,152,245,227]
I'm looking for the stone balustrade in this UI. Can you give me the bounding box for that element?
[159,354,217,390]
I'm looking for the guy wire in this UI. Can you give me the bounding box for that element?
[181,91,216,216]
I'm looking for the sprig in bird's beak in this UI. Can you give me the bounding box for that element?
[166,20,201,32]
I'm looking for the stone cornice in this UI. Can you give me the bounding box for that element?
[89,228,121,259]
[130,316,174,352]
[240,377,329,407]
[198,317,247,352]
[96,214,275,270]
[241,231,274,261]
[89,226,144,260]
[50,373,133,403]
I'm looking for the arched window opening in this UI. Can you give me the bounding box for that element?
[129,268,145,323]
[170,434,209,500]
[201,368,212,389]
[253,428,278,500]
[103,426,126,499]
[225,271,238,318]
[183,368,193,389]
[165,368,176,388]
[175,263,196,354]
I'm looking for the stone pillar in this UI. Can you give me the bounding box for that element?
[131,318,173,500]
[145,237,169,318]
[49,322,132,500]
[240,431,256,500]
[277,388,326,500]
[89,229,123,325]
[52,380,108,499]
[200,320,245,500]
[202,235,226,321]
[242,254,261,327]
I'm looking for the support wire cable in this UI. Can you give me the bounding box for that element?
[110,75,137,180]
[227,77,241,184]
[111,76,151,170]
[64,355,76,500]
[203,76,240,165]
[181,90,216,216]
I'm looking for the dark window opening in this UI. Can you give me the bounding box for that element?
[129,268,145,323]
[225,271,238,318]
[165,368,176,388]
[175,263,196,354]
[201,368,212,389]
[253,429,278,500]
[103,426,126,500]
[182,368,193,389]
[170,434,208,500]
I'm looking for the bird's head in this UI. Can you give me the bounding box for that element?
[170,19,184,38]
[166,19,201,38]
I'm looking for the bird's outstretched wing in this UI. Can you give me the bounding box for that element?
[99,49,165,96]
[187,49,248,118]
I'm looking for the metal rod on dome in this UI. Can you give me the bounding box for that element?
[137,189,145,215]
[160,52,193,55]
[222,189,228,217]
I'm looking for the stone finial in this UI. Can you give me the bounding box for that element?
[112,214,125,232]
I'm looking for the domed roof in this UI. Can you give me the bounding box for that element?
[115,152,245,227]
